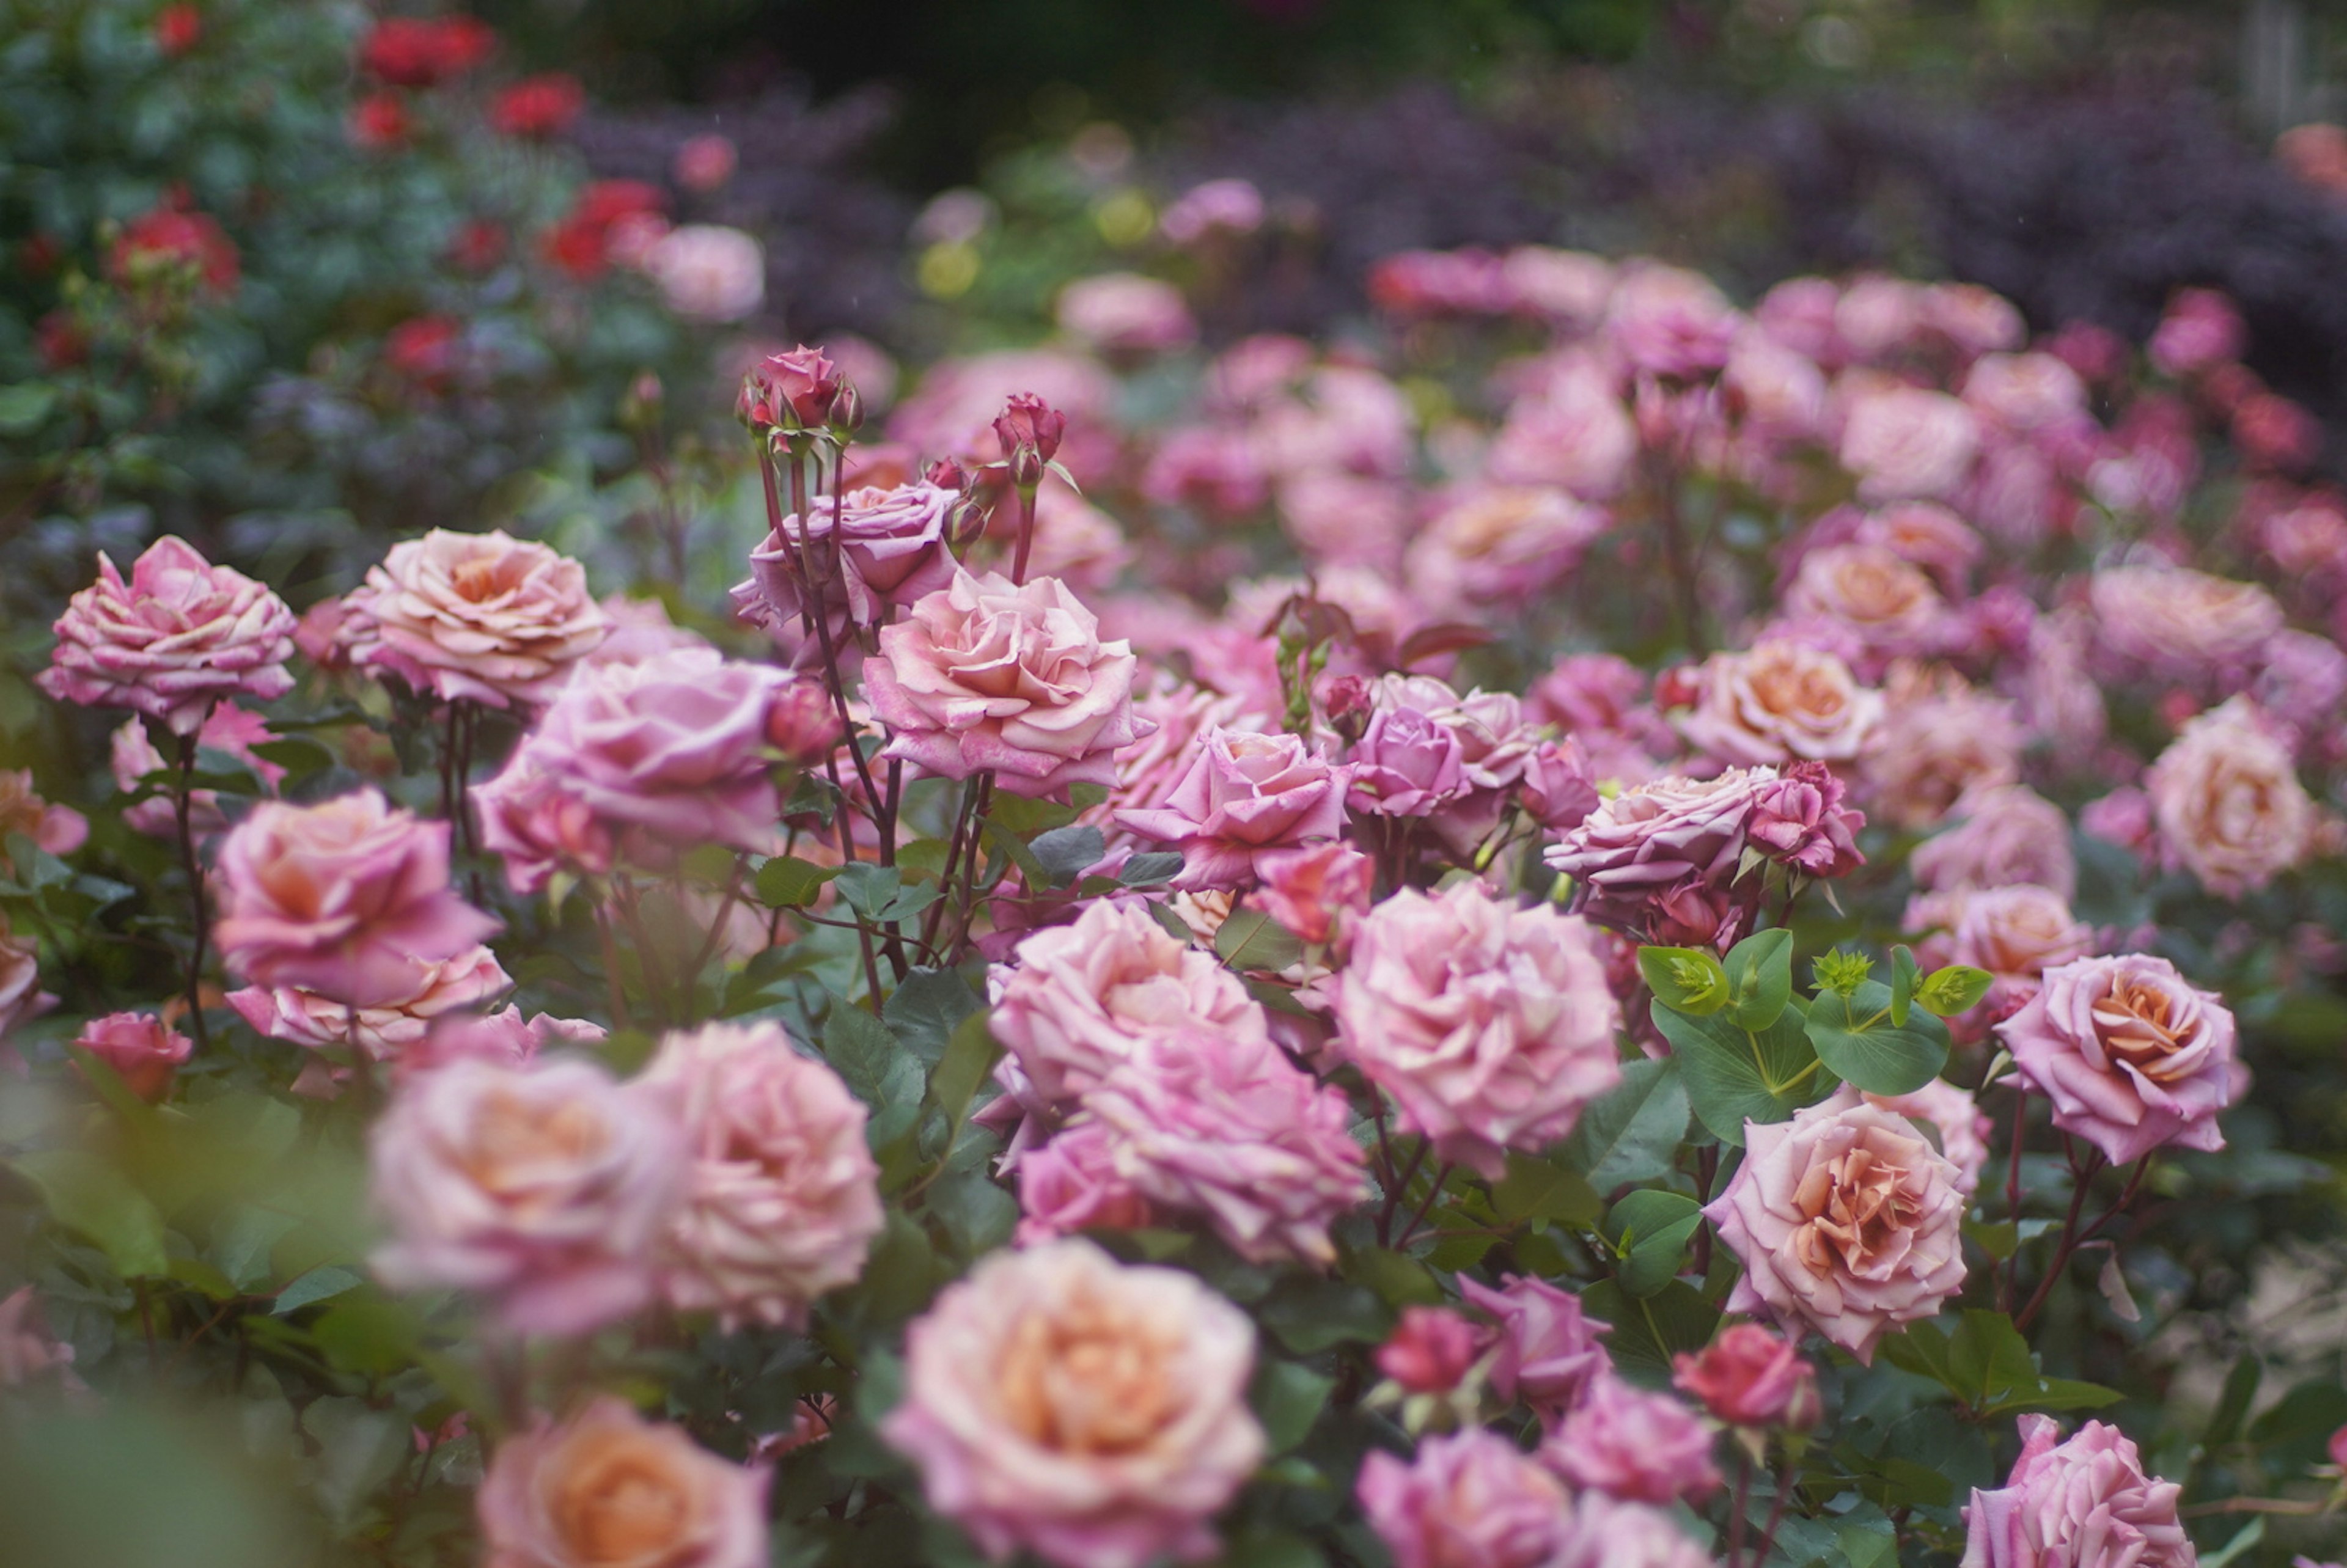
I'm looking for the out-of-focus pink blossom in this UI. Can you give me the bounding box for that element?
[1375,1307,1483,1394]
[478,1396,769,1568]
[1672,1323,1822,1428]
[1359,1428,1574,1568]
[229,943,510,1060]
[2145,696,2316,897]
[1459,1274,1612,1424]
[1911,785,2077,900]
[1862,664,2024,830]
[2150,287,2245,378]
[1251,841,1375,947]
[1838,382,1980,502]
[73,1011,190,1102]
[1606,261,1741,378]
[1159,177,1265,244]
[1014,1119,1155,1243]
[0,770,87,865]
[1486,353,1637,500]
[108,704,282,838]
[1406,484,1608,609]
[2089,562,2283,684]
[1541,1373,1721,1505]
[1057,273,1197,354]
[0,916,55,1039]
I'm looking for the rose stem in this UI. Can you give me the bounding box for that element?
[173,725,213,1053]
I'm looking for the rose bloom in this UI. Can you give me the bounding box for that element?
[1997,954,2246,1167]
[1335,883,1621,1179]
[1056,272,1197,354]
[406,1007,606,1079]
[883,1239,1264,1568]
[1551,1492,1717,1568]
[1346,702,1469,818]
[214,789,498,1009]
[1485,353,1638,500]
[644,224,764,323]
[1502,245,1615,326]
[1546,766,1777,940]
[358,15,493,86]
[1252,841,1375,947]
[1862,665,2024,830]
[1784,541,1948,663]
[348,529,610,709]
[109,205,239,296]
[1403,485,1609,610]
[1838,383,1981,501]
[1960,1415,2191,1568]
[0,1286,80,1391]
[1357,1427,1574,1568]
[1606,259,1740,377]
[370,1058,686,1335]
[2088,563,2284,682]
[1459,1275,1612,1423]
[1672,1323,1821,1428]
[1375,1307,1483,1394]
[1908,884,2095,1033]
[38,535,298,733]
[638,1022,882,1328]
[73,1011,191,1102]
[1114,725,1348,888]
[479,1396,768,1568]
[0,769,86,867]
[488,72,585,138]
[990,898,1266,1119]
[229,943,510,1060]
[0,915,55,1038]
[2145,697,2316,898]
[1078,1027,1367,1265]
[1705,1086,1969,1362]
[1015,1119,1155,1244]
[1159,177,1265,243]
[1856,501,1985,592]
[109,703,282,838]
[1675,638,1883,766]
[867,571,1147,797]
[1864,1077,1997,1196]
[1962,350,2090,432]
[1541,1372,1721,1505]
[1911,784,2078,901]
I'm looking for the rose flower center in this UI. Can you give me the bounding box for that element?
[465,1090,612,1196]
[996,1295,1176,1455]
[1791,1145,1920,1277]
[556,1451,692,1564]
[2092,978,2199,1083]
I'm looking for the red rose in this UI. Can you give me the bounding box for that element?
[488,73,584,139]
[347,92,411,152]
[109,206,238,296]
[153,3,200,56]
[359,16,493,87]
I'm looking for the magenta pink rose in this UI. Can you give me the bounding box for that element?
[1459,1274,1613,1424]
[228,942,510,1060]
[1544,766,1779,941]
[1748,760,1865,877]
[1960,1415,2191,1568]
[214,789,498,1009]
[1540,1372,1721,1505]
[1014,1119,1156,1244]
[1115,725,1348,887]
[866,570,1146,797]
[1334,883,1621,1179]
[73,1011,191,1102]
[479,1396,769,1568]
[1996,954,2246,1167]
[638,1022,882,1328]
[38,535,298,733]
[883,1239,1263,1568]
[1706,1086,1969,1361]
[370,1057,686,1335]
[347,529,609,709]
[733,481,958,633]
[1357,1427,1574,1568]
[1375,1307,1483,1394]
[1672,1322,1823,1427]
[1251,841,1375,947]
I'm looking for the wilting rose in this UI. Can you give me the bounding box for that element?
[1405,485,1609,610]
[1911,785,2077,900]
[1015,1119,1155,1244]
[644,224,763,323]
[638,1022,882,1328]
[1672,1323,1821,1428]
[867,571,1146,797]
[1334,883,1621,1179]
[1078,1027,1367,1265]
[1706,1086,1969,1361]
[1960,1415,2191,1568]
[1375,1307,1483,1394]
[38,535,298,733]
[1057,273,1197,354]
[1460,1274,1613,1423]
[479,1396,768,1568]
[370,1058,686,1335]
[1677,639,1882,766]
[2145,697,2316,898]
[2088,563,2284,682]
[228,943,510,1060]
[1115,726,1348,887]
[1785,542,1948,662]
[989,899,1269,1121]
[214,790,498,1009]
[1546,767,1779,940]
[883,1239,1264,1568]
[1862,665,2024,830]
[1864,1077,1997,1197]
[73,1011,191,1102]
[1997,954,2246,1167]
[1357,1427,1574,1568]
[348,529,609,709]
[1541,1373,1721,1505]
[734,482,957,635]
[1838,383,1980,501]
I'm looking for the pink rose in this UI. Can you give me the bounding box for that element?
[1912,785,2077,900]
[866,571,1147,797]
[1544,766,1779,940]
[1862,665,2024,830]
[1334,883,1621,1179]
[1960,1415,2191,1568]
[1115,726,1349,888]
[1672,1323,1823,1427]
[638,1022,883,1328]
[370,1057,686,1335]
[1907,884,2095,1012]
[733,482,958,633]
[1864,1077,1997,1196]
[989,899,1268,1120]
[1358,1427,1574,1568]
[1502,246,1616,326]
[883,1239,1264,1568]
[1606,260,1740,378]
[1078,1027,1367,1265]
[1675,639,1882,767]
[1838,383,1981,501]
[1405,485,1609,610]
[1748,760,1866,878]
[403,1007,605,1078]
[1159,178,1265,244]
[581,592,709,670]
[38,535,298,733]
[1485,353,1637,500]
[73,1011,191,1101]
[479,1396,768,1568]
[2149,287,2244,376]
[1540,1372,1721,1505]
[1459,1274,1613,1424]
[744,343,842,430]
[1251,841,1375,947]
[1551,1492,1717,1568]
[0,771,86,867]
[228,943,510,1060]
[2088,563,2283,683]
[643,223,763,323]
[1015,1119,1155,1244]
[1706,1086,1969,1361]
[1056,272,1197,354]
[1375,1307,1483,1394]
[1997,954,2246,1167]
[2145,697,2316,898]
[1784,542,1949,664]
[109,703,282,838]
[347,529,609,709]
[213,789,498,1009]
[1346,703,1468,818]
[0,916,54,1039]
[0,1286,80,1391]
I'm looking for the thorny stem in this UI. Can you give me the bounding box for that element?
[172,727,212,1053]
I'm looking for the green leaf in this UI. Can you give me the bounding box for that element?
[1215,908,1304,972]
[832,863,936,924]
[1118,851,1184,887]
[1805,979,1950,1096]
[1027,824,1106,887]
[884,968,980,1064]
[929,1012,1001,1145]
[2204,1352,2262,1449]
[1916,964,1995,1017]
[1346,1246,1445,1308]
[1491,1151,1603,1228]
[1258,1276,1390,1352]
[1722,928,1794,1029]
[0,382,58,434]
[1890,945,1920,1028]
[1249,1360,1335,1454]
[1218,1528,1326,1568]
[271,1266,362,1316]
[1637,946,1730,1015]
[754,854,837,909]
[1882,1310,2124,1416]
[985,792,1082,836]
[825,1000,926,1149]
[1653,1002,1821,1146]
[10,1150,167,1278]
[927,1168,1017,1259]
[1580,1279,1720,1375]
[1561,1058,1691,1189]
[1605,1189,1703,1297]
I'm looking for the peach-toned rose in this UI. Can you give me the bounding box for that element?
[883,1239,1263,1568]
[1785,541,1948,661]
[228,943,510,1060]
[479,1396,768,1568]
[2145,697,2316,898]
[1906,884,2095,1038]
[2088,563,2283,681]
[1838,383,1980,501]
[1676,638,1883,768]
[348,528,609,709]
[1961,1415,2190,1568]
[1705,1086,1969,1361]
[1862,664,2023,830]
[1911,785,2077,899]
[1405,484,1609,610]
[73,1011,191,1102]
[1863,1077,1996,1196]
[638,1022,882,1328]
[0,770,86,870]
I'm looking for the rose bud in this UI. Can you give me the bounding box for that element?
[763,344,841,430]
[1671,1323,1822,1429]
[73,1012,192,1102]
[1376,1307,1483,1395]
[993,390,1068,474]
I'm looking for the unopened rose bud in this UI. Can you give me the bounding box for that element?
[1672,1324,1821,1430]
[763,343,842,430]
[1007,444,1045,489]
[1653,664,1702,711]
[766,680,844,765]
[993,390,1067,466]
[736,370,776,431]
[925,456,970,492]
[946,496,991,548]
[826,383,864,436]
[1376,1307,1483,1395]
